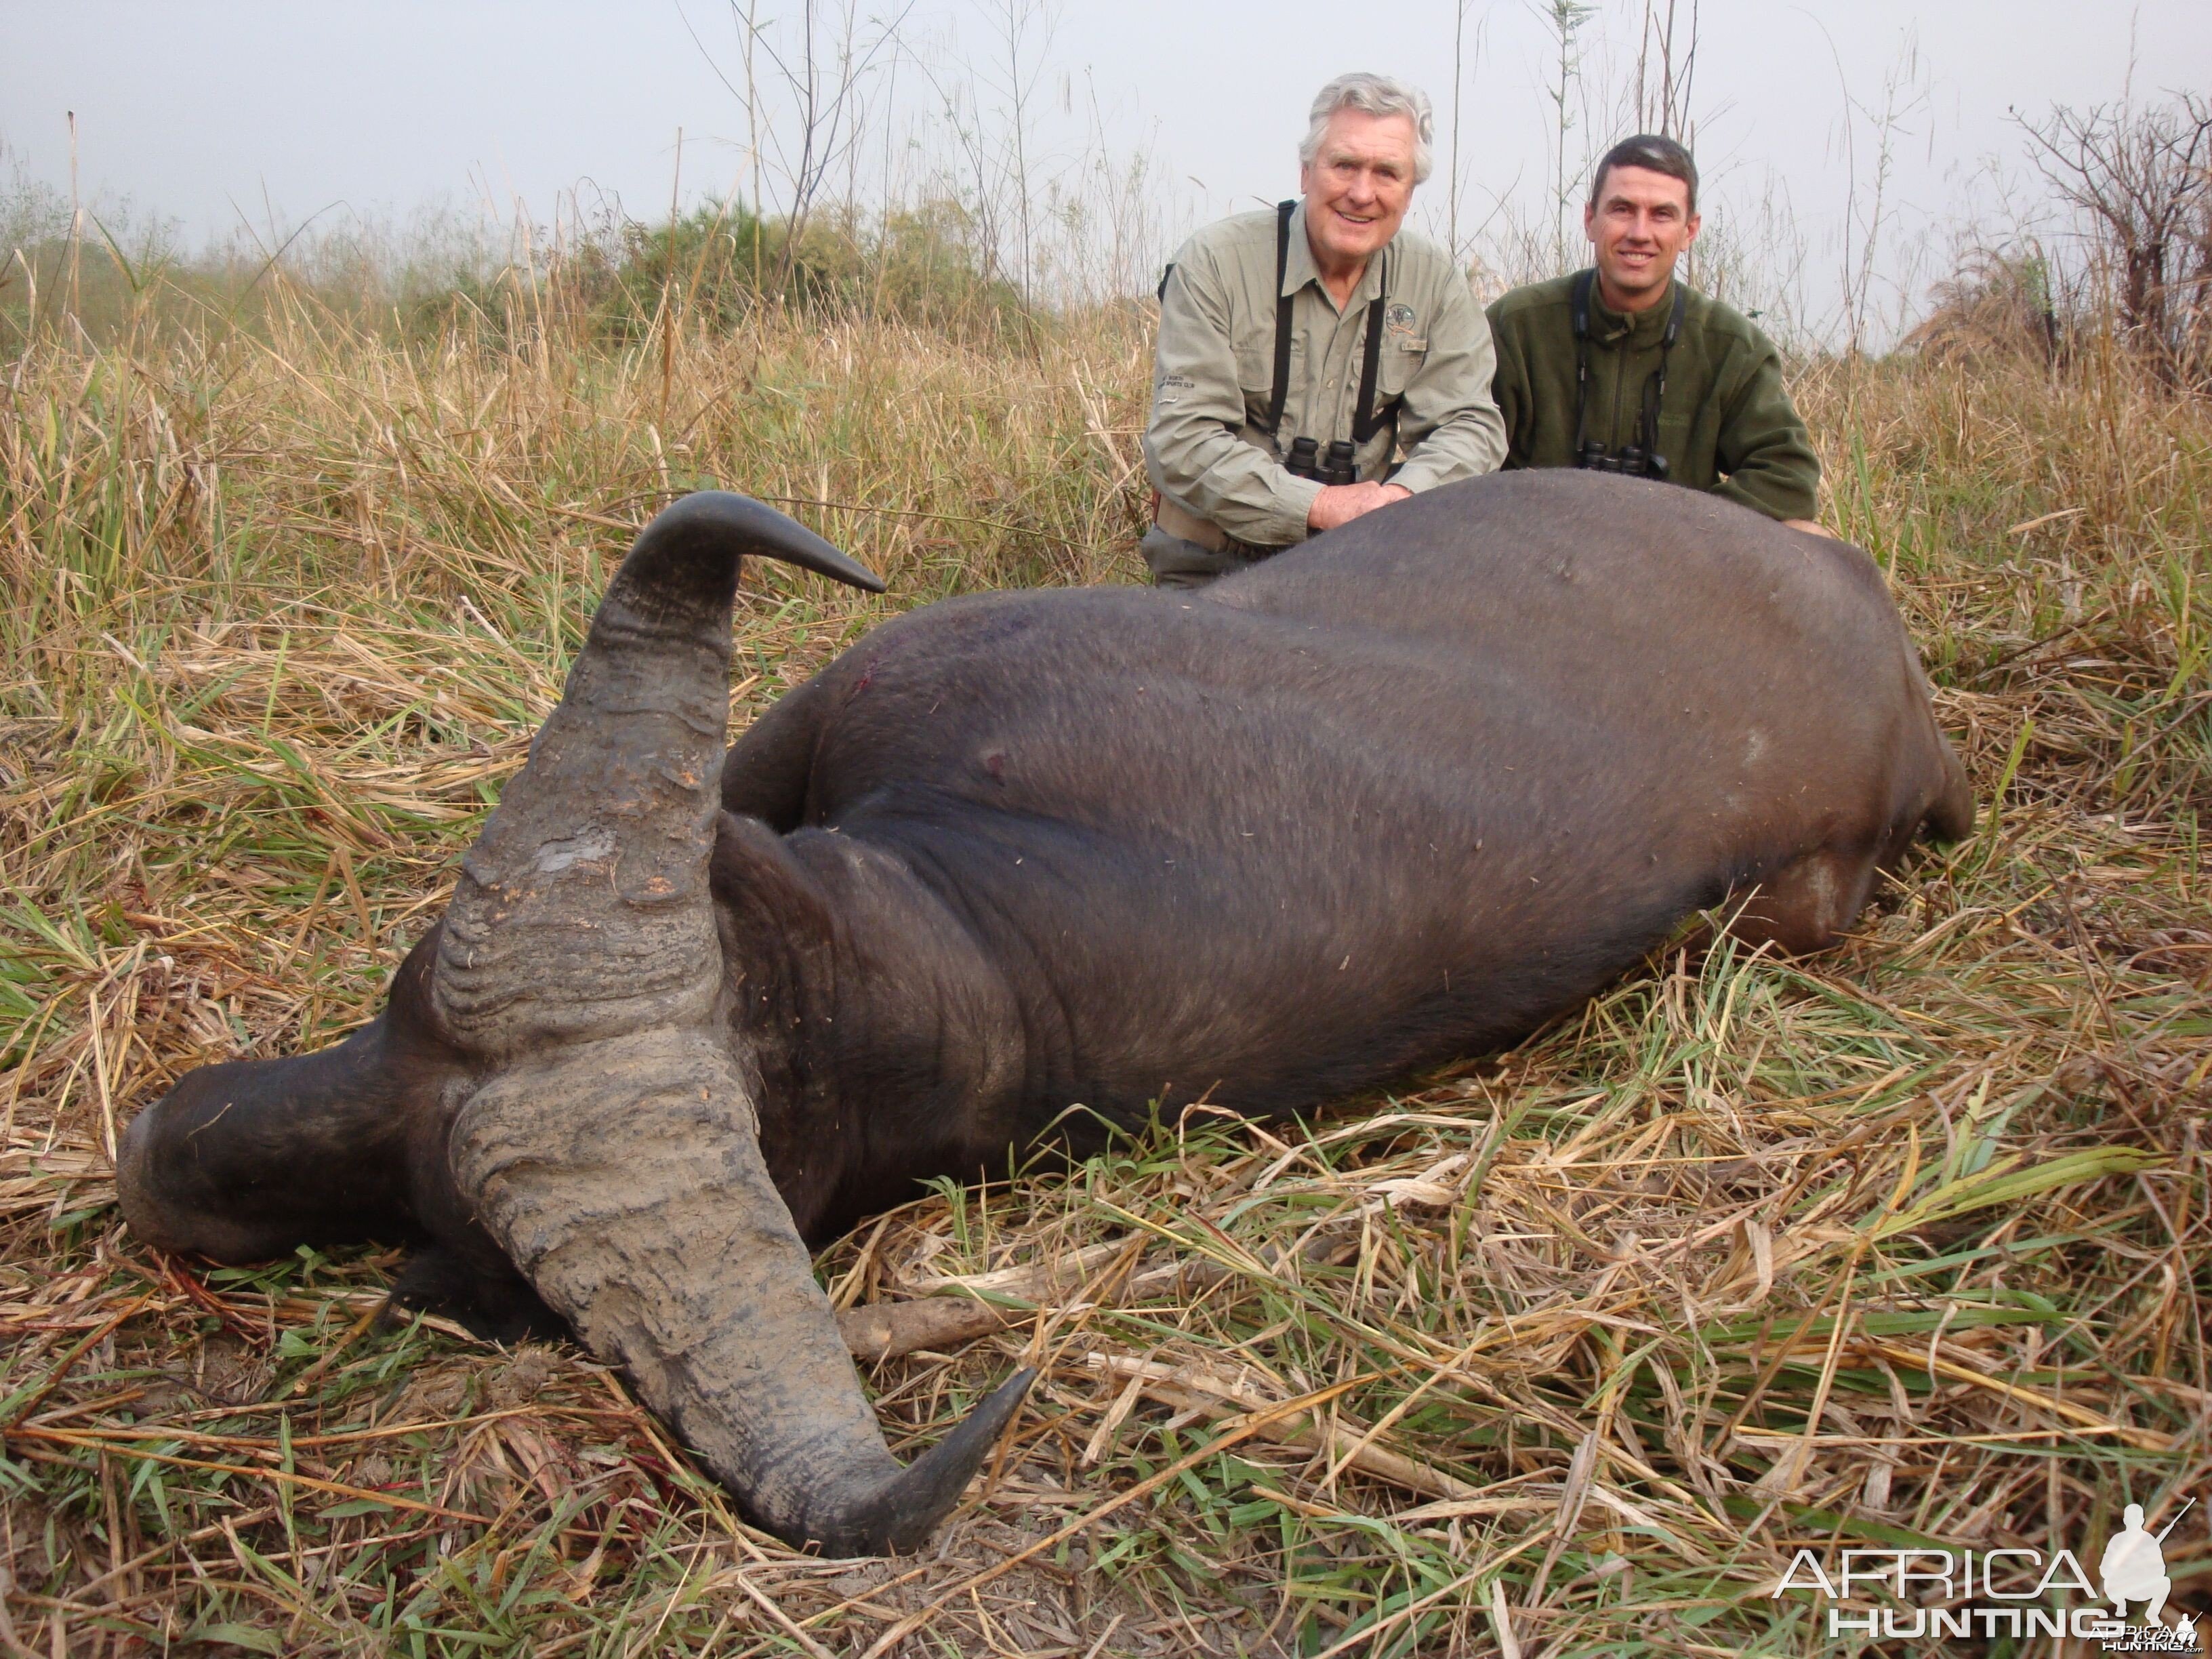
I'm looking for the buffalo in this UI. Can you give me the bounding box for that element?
[118,470,1970,1555]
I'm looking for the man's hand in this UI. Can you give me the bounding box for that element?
[1308,482,1412,533]
[1784,517,1839,539]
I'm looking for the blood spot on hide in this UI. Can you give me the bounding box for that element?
[982,750,1007,784]
[838,660,880,712]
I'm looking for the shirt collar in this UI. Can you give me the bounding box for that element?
[1287,200,1390,312]
[1588,274,1679,345]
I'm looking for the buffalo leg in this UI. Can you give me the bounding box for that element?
[1726,844,1883,956]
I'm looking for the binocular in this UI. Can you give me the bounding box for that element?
[1286,436,1360,487]
[1576,440,1671,481]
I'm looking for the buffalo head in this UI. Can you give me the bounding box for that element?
[119,493,1033,1555]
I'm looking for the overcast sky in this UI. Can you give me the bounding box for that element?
[4,2,2206,338]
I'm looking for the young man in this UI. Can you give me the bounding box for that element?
[1487,134,1825,531]
[1142,73,1506,587]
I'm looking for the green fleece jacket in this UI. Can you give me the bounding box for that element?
[1486,272,1820,522]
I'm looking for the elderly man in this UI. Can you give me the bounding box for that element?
[1142,73,1505,587]
[1487,134,1826,533]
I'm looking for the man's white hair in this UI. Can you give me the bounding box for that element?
[1299,73,1435,185]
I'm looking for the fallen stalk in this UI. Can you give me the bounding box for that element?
[4,1426,497,1524]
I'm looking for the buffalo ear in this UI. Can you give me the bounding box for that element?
[710,811,838,942]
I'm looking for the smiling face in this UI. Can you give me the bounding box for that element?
[1299,108,1418,277]
[1584,163,1701,312]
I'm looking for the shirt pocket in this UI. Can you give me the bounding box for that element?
[1378,337,1427,402]
[1235,330,1294,425]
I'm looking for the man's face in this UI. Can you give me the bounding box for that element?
[1299,109,1418,270]
[1583,163,1700,310]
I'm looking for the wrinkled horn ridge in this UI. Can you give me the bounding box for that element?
[434,492,876,1050]
[454,1036,1036,1553]
[438,493,1023,1553]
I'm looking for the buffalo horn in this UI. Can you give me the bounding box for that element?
[436,492,1028,1552]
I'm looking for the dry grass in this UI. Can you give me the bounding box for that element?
[1,283,2207,1656]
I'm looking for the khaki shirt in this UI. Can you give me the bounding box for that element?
[1145,203,1507,549]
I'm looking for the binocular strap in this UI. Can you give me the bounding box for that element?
[1266,199,1395,470]
[1570,267,1685,476]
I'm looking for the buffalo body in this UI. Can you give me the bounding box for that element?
[119,470,1968,1552]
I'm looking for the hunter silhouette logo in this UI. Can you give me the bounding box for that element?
[1771,1496,2201,1650]
[2102,1501,2185,1626]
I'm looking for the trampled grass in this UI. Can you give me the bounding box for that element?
[1,283,2207,1656]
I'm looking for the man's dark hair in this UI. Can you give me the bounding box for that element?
[1589,134,1698,213]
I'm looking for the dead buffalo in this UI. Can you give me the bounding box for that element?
[118,470,1970,1555]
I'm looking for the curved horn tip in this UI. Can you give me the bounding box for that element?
[811,1366,1038,1557]
[639,490,886,596]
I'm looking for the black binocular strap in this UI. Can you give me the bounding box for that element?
[1264,201,1296,436]
[1571,266,1685,462]
[1570,268,1596,459]
[1351,263,1391,445]
[1266,200,1392,446]
[1647,279,1685,448]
